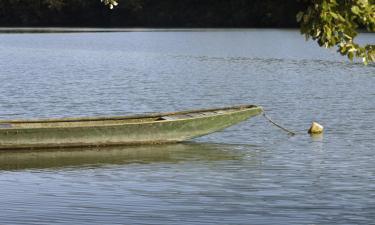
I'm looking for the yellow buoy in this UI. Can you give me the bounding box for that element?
[308,122,324,134]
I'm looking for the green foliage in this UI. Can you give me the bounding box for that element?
[297,0,375,64]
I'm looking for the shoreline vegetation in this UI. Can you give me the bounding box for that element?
[0,27,303,33]
[0,27,371,35]
[0,0,304,28]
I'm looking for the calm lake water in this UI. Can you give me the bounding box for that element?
[0,29,374,224]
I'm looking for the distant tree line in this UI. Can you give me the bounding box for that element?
[0,0,306,27]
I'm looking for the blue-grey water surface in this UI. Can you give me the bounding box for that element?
[0,29,374,224]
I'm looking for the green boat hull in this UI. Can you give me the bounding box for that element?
[0,105,263,149]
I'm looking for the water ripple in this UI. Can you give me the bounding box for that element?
[0,30,374,224]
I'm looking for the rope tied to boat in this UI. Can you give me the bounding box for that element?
[262,111,296,136]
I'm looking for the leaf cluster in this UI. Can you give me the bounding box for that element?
[297,0,374,64]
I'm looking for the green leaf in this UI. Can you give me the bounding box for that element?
[296,11,304,22]
[348,51,354,61]
[369,52,375,62]
[351,6,360,15]
[330,12,338,19]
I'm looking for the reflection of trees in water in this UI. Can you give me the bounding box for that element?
[0,143,260,170]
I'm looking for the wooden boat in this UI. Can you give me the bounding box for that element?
[0,105,263,149]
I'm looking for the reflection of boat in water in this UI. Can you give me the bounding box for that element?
[0,143,252,170]
[0,105,262,149]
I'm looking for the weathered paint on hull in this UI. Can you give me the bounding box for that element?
[0,106,263,149]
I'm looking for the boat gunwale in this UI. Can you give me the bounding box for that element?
[0,105,262,130]
[0,105,258,124]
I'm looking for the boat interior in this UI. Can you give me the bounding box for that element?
[0,105,257,129]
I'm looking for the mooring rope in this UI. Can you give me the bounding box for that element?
[262,112,296,136]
